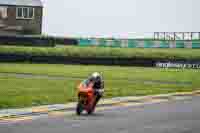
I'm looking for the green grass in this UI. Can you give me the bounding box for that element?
[1,45,200,60]
[0,63,199,109]
[0,77,76,108]
[0,63,199,84]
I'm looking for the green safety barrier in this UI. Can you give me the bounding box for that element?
[98,39,107,47]
[78,38,200,48]
[79,39,92,46]
[113,40,121,48]
[128,39,137,48]
[192,41,200,48]
[159,41,169,48]
[176,41,185,48]
[143,41,155,48]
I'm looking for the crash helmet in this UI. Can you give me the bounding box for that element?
[91,72,102,81]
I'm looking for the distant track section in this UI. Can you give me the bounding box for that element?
[0,35,78,47]
[1,53,200,69]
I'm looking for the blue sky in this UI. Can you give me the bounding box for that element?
[42,0,199,38]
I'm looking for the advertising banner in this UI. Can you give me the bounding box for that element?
[156,61,200,69]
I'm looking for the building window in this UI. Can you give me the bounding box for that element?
[0,6,7,19]
[17,8,23,18]
[23,8,28,18]
[16,7,34,19]
[29,8,34,18]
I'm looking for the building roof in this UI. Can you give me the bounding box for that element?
[0,0,43,7]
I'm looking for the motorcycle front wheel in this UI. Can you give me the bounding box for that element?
[87,98,97,115]
[76,102,84,115]
[87,107,94,115]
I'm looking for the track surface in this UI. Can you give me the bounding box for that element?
[0,72,191,85]
[0,96,200,133]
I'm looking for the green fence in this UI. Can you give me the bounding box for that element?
[78,38,200,48]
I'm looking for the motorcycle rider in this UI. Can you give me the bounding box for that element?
[82,72,104,106]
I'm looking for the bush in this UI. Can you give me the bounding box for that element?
[0,46,200,60]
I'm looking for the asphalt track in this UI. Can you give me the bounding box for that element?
[0,96,200,133]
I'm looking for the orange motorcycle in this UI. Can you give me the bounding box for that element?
[76,82,97,115]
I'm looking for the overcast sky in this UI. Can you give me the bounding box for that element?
[42,0,199,38]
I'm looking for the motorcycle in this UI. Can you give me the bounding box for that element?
[76,82,97,115]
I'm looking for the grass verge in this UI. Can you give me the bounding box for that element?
[0,63,199,109]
